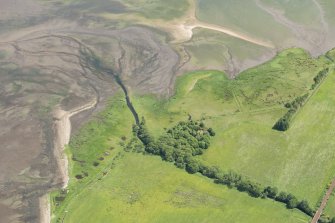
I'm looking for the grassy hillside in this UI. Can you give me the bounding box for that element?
[132,48,333,207]
[51,48,335,222]
[51,90,310,223]
[51,93,135,221]
[325,193,335,219]
[60,152,309,223]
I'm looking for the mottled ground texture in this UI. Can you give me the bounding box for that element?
[0,0,334,222]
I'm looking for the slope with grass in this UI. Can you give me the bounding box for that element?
[51,93,135,222]
[324,192,335,220]
[51,89,311,223]
[51,47,335,222]
[62,152,310,223]
[132,48,334,208]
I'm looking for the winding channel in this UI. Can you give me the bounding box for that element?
[100,66,140,125]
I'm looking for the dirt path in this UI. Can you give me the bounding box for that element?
[311,178,335,223]
[39,194,50,223]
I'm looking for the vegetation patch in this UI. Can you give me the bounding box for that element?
[311,68,329,90]
[273,93,309,131]
[273,67,330,131]
[131,117,315,216]
[132,48,335,209]
[52,47,335,223]
[134,118,214,170]
[55,152,310,223]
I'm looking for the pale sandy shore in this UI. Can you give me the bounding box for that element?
[39,99,97,223]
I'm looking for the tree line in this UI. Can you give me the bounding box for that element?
[273,67,330,131]
[311,68,329,90]
[273,93,309,131]
[201,166,314,216]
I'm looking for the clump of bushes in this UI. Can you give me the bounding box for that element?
[75,174,84,179]
[134,117,215,169]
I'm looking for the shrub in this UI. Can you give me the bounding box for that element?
[275,192,289,202]
[264,186,278,199]
[297,200,314,216]
[75,174,83,179]
[136,118,215,169]
[287,197,299,209]
[199,165,219,179]
[186,159,200,174]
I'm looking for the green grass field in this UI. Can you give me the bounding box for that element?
[325,192,335,219]
[132,48,334,208]
[56,152,310,223]
[51,89,310,223]
[51,93,135,222]
[51,48,335,222]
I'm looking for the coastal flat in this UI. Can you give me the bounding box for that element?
[1,0,335,223]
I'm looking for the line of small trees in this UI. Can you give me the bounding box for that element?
[133,117,315,217]
[273,67,330,131]
[198,165,314,216]
[311,68,329,90]
[273,93,309,131]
